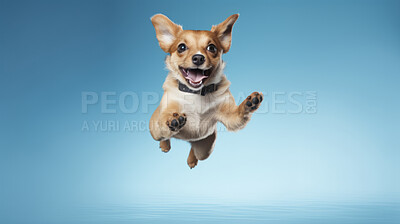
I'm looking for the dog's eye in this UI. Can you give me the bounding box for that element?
[207,44,217,53]
[177,43,187,53]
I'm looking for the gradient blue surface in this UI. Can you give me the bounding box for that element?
[1,0,399,223]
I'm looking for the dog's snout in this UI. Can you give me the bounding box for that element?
[192,54,205,66]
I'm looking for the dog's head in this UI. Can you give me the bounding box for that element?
[151,14,239,90]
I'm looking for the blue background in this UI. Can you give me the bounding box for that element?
[1,0,399,223]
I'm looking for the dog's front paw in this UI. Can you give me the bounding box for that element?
[244,92,263,112]
[166,112,186,132]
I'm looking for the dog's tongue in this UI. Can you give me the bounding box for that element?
[187,69,208,82]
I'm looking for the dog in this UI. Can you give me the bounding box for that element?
[149,14,263,168]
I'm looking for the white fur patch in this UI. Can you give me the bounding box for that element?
[160,64,230,141]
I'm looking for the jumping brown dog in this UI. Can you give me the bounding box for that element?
[149,14,263,168]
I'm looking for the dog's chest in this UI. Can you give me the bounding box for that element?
[175,93,221,140]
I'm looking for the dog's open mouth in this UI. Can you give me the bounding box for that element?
[179,67,212,88]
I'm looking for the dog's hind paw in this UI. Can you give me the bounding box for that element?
[244,92,263,112]
[188,160,198,169]
[159,140,171,153]
[166,112,186,132]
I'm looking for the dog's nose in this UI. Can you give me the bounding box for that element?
[192,54,205,66]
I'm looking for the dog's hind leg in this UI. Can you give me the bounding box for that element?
[187,131,217,168]
[160,139,171,153]
[187,148,198,169]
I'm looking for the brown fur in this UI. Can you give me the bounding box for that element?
[149,14,263,168]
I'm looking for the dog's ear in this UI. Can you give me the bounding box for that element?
[151,14,183,53]
[211,14,239,53]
